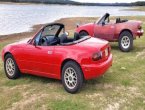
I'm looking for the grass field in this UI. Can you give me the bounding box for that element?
[0,16,145,110]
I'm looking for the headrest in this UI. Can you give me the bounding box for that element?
[74,32,80,41]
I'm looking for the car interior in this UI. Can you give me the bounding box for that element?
[35,30,82,46]
[31,23,89,46]
[116,17,128,23]
[104,17,128,24]
[99,13,128,25]
[39,32,81,46]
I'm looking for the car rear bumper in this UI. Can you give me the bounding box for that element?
[82,54,113,80]
[136,29,144,37]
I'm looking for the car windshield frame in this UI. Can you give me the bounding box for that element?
[29,23,65,45]
[96,13,110,25]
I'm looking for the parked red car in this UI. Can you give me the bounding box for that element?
[2,23,112,93]
[76,13,144,52]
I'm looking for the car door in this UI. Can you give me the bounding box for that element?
[23,44,54,75]
[94,23,115,41]
[22,24,62,76]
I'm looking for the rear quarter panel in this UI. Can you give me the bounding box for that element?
[114,21,142,40]
[52,44,99,79]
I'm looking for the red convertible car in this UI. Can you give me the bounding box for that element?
[76,13,144,52]
[2,23,112,93]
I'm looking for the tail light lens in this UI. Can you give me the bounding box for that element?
[92,52,102,61]
[104,48,109,57]
[92,46,110,61]
[138,25,142,30]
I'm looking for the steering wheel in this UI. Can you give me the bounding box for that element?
[49,37,59,45]
[41,36,49,46]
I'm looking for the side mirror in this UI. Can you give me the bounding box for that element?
[102,21,105,26]
[76,23,80,28]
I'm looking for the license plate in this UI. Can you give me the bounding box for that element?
[105,48,109,57]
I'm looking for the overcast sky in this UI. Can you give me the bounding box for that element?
[73,0,145,3]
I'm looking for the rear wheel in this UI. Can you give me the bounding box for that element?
[119,31,133,52]
[4,54,21,79]
[79,31,89,38]
[62,61,83,94]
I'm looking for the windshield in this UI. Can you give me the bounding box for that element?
[96,13,110,25]
[31,23,90,46]
[42,25,60,37]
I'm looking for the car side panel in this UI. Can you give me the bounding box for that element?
[53,42,111,80]
[94,24,115,41]
[76,23,95,37]
[2,44,60,79]
[114,22,142,40]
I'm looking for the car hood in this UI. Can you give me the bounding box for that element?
[8,38,30,46]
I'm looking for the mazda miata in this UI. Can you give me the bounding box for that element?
[76,13,144,52]
[2,23,112,93]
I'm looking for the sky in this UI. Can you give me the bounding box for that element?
[73,0,145,3]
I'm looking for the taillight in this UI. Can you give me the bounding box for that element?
[104,48,109,57]
[138,25,142,30]
[92,52,102,61]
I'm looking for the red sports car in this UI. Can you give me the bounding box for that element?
[2,23,112,93]
[76,13,144,52]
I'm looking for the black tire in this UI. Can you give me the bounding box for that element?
[118,31,133,52]
[4,54,21,79]
[79,31,89,38]
[61,61,83,94]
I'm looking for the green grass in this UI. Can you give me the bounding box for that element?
[48,99,88,110]
[0,16,145,110]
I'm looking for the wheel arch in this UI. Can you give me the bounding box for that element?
[61,58,84,79]
[119,29,133,39]
[79,30,89,35]
[4,52,12,59]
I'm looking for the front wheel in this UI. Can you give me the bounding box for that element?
[62,61,83,94]
[4,54,21,79]
[119,31,133,52]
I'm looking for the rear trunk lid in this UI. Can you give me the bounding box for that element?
[77,37,109,50]
[77,37,111,62]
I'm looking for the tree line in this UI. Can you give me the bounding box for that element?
[0,0,145,6]
[132,1,145,6]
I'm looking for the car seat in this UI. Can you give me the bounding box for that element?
[116,18,121,23]
[59,33,68,43]
[74,32,80,41]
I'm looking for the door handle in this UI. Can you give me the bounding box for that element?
[47,51,53,54]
